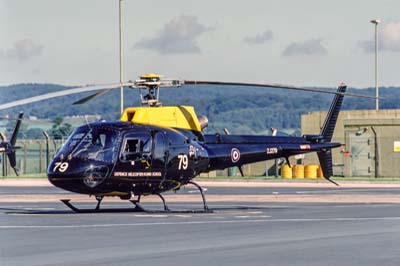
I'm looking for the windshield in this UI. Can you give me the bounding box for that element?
[57,126,120,163]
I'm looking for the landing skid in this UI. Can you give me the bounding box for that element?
[61,181,211,213]
[60,199,146,213]
[60,185,212,214]
[60,199,212,213]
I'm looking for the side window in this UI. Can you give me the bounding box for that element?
[120,138,139,161]
[124,139,139,153]
[140,138,151,153]
[120,133,151,161]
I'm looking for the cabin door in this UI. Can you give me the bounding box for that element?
[150,131,168,182]
[116,132,152,178]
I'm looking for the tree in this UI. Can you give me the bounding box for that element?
[5,118,27,139]
[26,128,45,139]
[50,117,72,139]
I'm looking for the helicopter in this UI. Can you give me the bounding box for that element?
[0,112,23,176]
[0,74,377,212]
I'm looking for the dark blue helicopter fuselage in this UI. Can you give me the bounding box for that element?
[47,121,340,197]
[48,122,208,196]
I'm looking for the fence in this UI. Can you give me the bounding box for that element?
[0,139,308,178]
[1,139,65,177]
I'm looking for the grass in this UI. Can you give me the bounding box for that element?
[0,173,47,179]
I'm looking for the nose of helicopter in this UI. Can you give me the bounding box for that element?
[48,161,110,194]
[48,173,88,194]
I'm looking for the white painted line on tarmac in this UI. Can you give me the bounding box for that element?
[2,216,400,229]
[187,188,208,194]
[295,188,400,194]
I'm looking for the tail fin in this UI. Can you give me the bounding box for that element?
[320,84,346,142]
[318,84,346,184]
[10,112,23,146]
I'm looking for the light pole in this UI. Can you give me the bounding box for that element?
[370,19,380,111]
[119,0,124,114]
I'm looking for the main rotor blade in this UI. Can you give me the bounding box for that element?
[0,83,121,110]
[72,88,115,105]
[73,81,137,104]
[183,81,381,100]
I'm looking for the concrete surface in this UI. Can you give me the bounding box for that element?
[1,182,400,266]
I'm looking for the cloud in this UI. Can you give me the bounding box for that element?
[358,21,400,53]
[243,30,273,45]
[0,39,43,62]
[282,38,328,57]
[134,15,211,54]
[357,40,374,53]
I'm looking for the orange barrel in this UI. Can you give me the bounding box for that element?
[282,164,293,179]
[304,165,318,179]
[317,165,324,178]
[293,165,305,179]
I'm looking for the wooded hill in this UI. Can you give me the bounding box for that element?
[1,83,399,135]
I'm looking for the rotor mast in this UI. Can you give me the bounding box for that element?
[135,74,163,107]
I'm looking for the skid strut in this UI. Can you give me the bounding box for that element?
[188,181,210,212]
[95,196,103,210]
[129,194,170,211]
[157,193,170,211]
[129,195,146,212]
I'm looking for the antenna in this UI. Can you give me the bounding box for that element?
[84,115,92,130]
[119,0,124,114]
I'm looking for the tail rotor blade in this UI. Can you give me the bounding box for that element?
[10,112,23,146]
[7,151,19,176]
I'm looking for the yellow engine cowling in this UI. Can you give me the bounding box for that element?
[120,106,203,132]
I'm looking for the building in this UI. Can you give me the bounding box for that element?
[302,109,400,178]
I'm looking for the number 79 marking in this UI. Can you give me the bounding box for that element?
[53,162,69,172]
[178,154,188,170]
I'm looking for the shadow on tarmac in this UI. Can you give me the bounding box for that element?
[1,204,291,215]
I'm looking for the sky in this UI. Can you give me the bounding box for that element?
[1,0,400,88]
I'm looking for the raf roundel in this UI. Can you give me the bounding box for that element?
[231,148,241,163]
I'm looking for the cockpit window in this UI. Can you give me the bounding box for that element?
[56,126,120,163]
[59,127,88,154]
